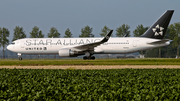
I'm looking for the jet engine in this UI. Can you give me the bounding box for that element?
[58,49,77,57]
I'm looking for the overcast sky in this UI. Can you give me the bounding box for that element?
[0,0,179,42]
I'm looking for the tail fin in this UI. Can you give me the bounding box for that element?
[140,10,174,39]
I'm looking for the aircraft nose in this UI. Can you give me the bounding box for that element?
[7,45,12,51]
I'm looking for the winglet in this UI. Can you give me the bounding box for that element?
[123,33,129,37]
[101,30,113,42]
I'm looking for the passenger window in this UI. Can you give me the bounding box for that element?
[43,47,47,50]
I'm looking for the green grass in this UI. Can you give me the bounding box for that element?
[0,58,180,65]
[1,69,180,100]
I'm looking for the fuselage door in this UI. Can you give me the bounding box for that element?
[21,41,24,48]
[133,40,137,47]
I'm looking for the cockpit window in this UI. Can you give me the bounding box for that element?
[11,42,15,45]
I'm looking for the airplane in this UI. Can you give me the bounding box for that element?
[7,10,174,60]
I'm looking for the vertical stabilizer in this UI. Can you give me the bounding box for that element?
[140,10,174,39]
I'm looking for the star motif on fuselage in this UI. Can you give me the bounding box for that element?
[152,24,164,36]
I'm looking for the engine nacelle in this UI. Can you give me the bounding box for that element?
[58,49,76,57]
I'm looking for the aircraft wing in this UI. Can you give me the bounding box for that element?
[67,30,113,51]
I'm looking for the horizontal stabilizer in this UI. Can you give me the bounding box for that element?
[147,39,170,44]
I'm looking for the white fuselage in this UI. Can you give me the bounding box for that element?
[7,37,170,55]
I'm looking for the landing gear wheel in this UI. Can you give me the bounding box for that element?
[83,56,88,60]
[91,56,95,60]
[83,56,95,60]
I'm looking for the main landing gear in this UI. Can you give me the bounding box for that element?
[18,53,22,60]
[83,52,95,60]
[83,56,95,60]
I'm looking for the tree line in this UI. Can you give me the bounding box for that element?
[0,22,180,58]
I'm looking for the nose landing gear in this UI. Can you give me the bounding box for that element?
[18,53,22,60]
[19,57,22,60]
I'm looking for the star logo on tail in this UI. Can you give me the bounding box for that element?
[152,25,164,36]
